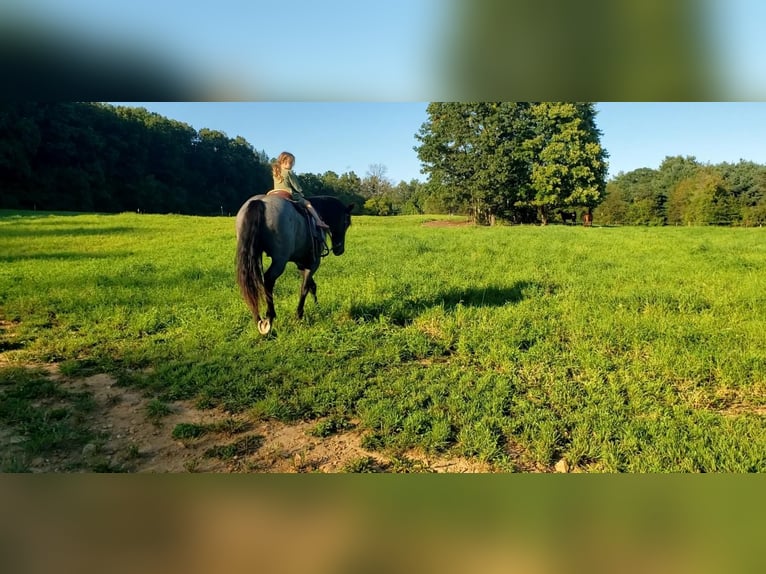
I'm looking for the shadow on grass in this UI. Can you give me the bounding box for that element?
[349,281,554,326]
[0,226,139,238]
[0,250,137,263]
[0,210,89,219]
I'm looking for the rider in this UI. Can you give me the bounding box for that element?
[271,151,329,230]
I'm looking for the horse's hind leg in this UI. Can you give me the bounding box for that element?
[261,258,287,333]
[297,269,318,320]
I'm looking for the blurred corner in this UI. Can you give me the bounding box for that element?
[1,20,213,101]
[443,0,728,101]
[1,475,764,574]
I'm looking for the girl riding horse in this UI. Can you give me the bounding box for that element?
[271,151,329,230]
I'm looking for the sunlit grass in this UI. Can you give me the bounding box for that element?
[2,211,765,471]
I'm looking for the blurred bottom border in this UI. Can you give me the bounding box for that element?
[1,474,763,574]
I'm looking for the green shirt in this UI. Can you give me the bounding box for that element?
[273,167,306,204]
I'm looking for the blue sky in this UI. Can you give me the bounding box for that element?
[114,102,430,183]
[115,102,766,183]
[596,102,766,177]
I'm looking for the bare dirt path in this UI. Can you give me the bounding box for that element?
[4,361,493,473]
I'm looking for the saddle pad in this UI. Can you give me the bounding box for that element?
[266,189,293,201]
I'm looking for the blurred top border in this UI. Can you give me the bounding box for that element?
[2,0,764,102]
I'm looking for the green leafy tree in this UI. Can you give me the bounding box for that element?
[364,195,395,215]
[523,103,608,224]
[0,104,42,206]
[415,102,607,225]
[415,102,534,224]
[718,160,766,226]
[668,168,734,225]
[742,200,766,227]
[295,170,365,213]
[392,179,426,214]
[416,103,478,219]
[650,155,702,222]
[593,181,629,225]
[600,167,667,225]
[361,179,427,216]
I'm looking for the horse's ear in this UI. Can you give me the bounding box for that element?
[346,203,355,213]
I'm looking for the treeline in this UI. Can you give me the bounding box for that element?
[595,156,766,227]
[0,103,370,215]
[6,103,764,226]
[1,103,270,214]
[1,102,608,222]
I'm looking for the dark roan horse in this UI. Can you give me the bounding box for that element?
[235,194,353,335]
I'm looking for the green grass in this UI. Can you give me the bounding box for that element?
[1,210,766,471]
[145,398,173,422]
[172,419,252,440]
[204,435,264,460]
[0,366,100,471]
[310,415,355,438]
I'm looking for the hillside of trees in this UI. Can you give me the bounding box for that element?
[2,103,765,225]
[0,103,373,215]
[594,156,766,226]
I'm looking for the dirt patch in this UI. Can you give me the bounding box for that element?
[421,219,473,228]
[12,365,492,473]
[718,403,766,417]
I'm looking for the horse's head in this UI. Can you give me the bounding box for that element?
[329,202,353,255]
[312,197,354,256]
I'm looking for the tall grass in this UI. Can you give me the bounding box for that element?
[2,211,765,471]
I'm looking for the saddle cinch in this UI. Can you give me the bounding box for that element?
[266,190,329,258]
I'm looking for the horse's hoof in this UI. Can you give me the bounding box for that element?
[258,319,272,335]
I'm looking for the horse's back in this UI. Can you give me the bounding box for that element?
[235,194,308,259]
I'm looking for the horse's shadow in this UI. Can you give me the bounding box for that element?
[349,281,553,326]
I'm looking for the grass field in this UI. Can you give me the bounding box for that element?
[1,210,765,472]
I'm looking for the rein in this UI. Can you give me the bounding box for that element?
[312,219,330,260]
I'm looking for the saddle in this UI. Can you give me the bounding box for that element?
[266,189,329,259]
[266,189,293,201]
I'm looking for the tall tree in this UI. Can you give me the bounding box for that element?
[361,163,393,199]
[415,102,533,224]
[523,103,608,224]
[415,102,607,224]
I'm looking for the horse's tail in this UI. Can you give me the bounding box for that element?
[236,200,266,322]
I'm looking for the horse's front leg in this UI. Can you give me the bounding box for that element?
[297,268,318,320]
[261,259,286,334]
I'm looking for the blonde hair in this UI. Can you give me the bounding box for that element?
[272,151,295,183]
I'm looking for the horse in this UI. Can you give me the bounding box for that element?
[235,194,353,335]
[560,211,577,225]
